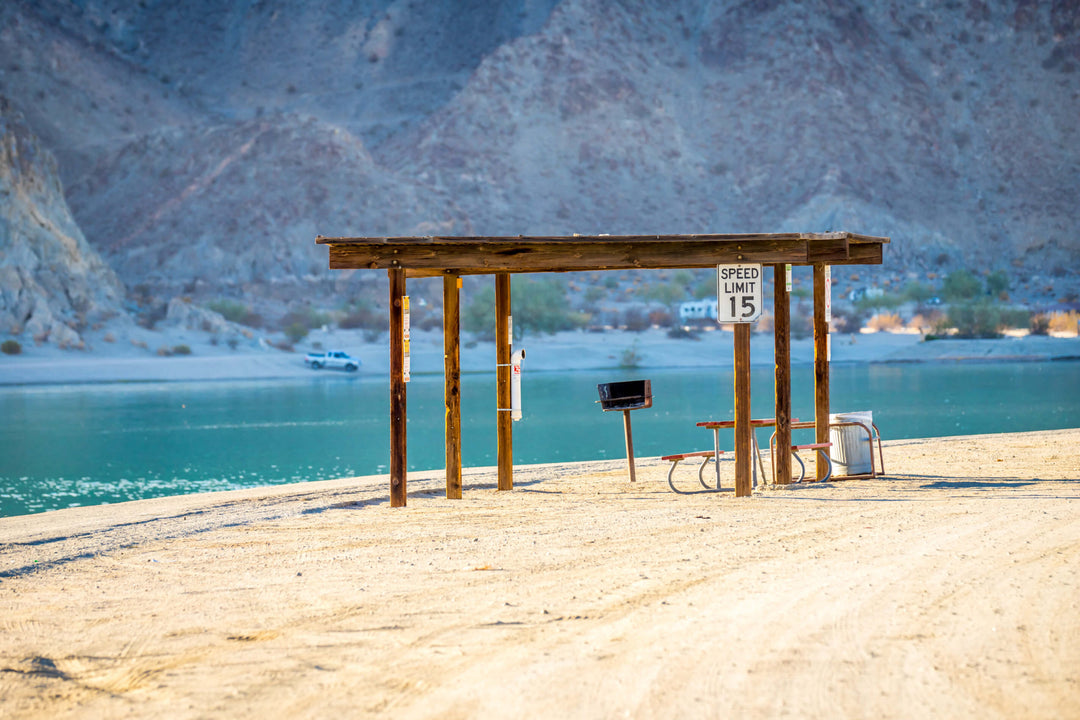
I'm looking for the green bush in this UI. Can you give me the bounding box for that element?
[854,293,902,312]
[281,306,330,330]
[902,281,934,304]
[946,300,1003,338]
[171,344,192,355]
[997,308,1030,330]
[640,281,685,306]
[463,277,586,340]
[206,299,262,327]
[619,342,643,369]
[942,269,982,301]
[986,270,1010,297]
[1,339,22,355]
[693,277,717,299]
[284,322,309,344]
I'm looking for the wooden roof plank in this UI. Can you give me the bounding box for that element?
[318,232,888,274]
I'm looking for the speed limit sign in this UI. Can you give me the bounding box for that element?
[717,264,762,323]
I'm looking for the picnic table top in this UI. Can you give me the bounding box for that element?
[696,418,801,429]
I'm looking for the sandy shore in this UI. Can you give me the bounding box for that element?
[1,429,1078,718]
[2,328,1079,386]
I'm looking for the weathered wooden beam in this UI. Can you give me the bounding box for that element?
[388,268,407,507]
[320,233,889,274]
[328,238,812,274]
[773,264,792,485]
[843,242,884,265]
[495,273,513,491]
[805,237,849,263]
[734,323,753,498]
[443,275,462,500]
[813,264,831,481]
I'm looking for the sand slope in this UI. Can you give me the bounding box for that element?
[1,429,1079,718]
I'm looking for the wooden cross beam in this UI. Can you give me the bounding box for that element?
[318,232,886,275]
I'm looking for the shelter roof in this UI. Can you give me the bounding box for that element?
[316,232,889,277]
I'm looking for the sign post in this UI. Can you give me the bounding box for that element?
[718,264,762,497]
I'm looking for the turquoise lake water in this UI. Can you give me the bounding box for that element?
[2,362,1078,517]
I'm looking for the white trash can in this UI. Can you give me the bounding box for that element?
[829,411,874,476]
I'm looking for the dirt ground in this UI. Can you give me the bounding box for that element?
[2,429,1079,719]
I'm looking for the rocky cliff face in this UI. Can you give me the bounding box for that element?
[391,0,1079,271]
[0,98,126,347]
[0,0,1076,323]
[65,113,467,302]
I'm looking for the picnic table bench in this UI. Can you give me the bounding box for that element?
[662,418,799,493]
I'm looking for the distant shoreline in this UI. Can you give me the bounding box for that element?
[2,327,1079,387]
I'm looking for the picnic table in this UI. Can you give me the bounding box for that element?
[696,418,793,489]
[663,418,794,493]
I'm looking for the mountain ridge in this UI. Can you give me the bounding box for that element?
[0,0,1077,345]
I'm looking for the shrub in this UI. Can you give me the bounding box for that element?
[281,306,330,332]
[902,281,934,304]
[648,309,674,328]
[866,313,904,332]
[790,310,813,340]
[171,344,192,355]
[942,269,982,301]
[622,308,649,332]
[946,300,1003,338]
[284,322,309,344]
[997,308,1031,331]
[640,282,684,306]
[1030,314,1050,336]
[986,270,1010,298]
[1049,310,1080,335]
[1,339,22,355]
[583,286,606,304]
[206,299,262,327]
[854,292,902,312]
[463,277,586,340]
[619,342,643,369]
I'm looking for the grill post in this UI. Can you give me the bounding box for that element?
[597,380,652,483]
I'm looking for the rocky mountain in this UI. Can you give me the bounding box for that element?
[0,97,127,347]
[0,0,1077,340]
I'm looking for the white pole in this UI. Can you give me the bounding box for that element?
[510,349,525,421]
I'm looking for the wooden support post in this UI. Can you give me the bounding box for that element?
[622,410,637,483]
[773,264,792,485]
[813,264,831,481]
[443,275,462,499]
[495,273,513,491]
[734,322,753,497]
[388,268,407,507]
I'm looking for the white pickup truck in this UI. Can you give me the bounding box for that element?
[304,350,360,371]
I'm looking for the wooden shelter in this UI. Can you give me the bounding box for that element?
[316,232,890,506]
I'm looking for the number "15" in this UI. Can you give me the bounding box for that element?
[728,296,756,319]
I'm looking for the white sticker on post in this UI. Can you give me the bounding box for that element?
[824,266,832,323]
[402,296,411,383]
[785,264,792,292]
